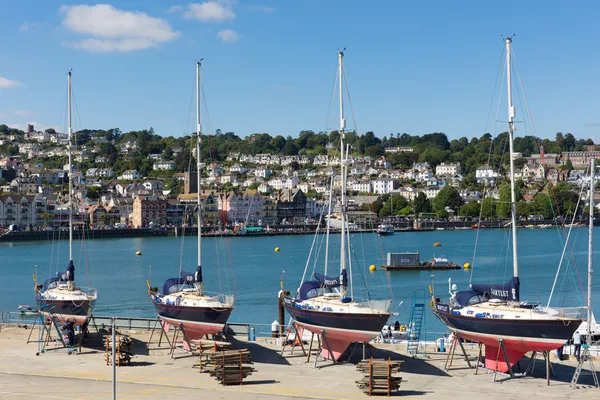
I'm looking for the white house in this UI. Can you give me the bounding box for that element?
[416,169,434,183]
[372,178,399,195]
[422,186,442,199]
[476,165,498,184]
[435,163,461,176]
[374,156,391,169]
[395,186,418,202]
[352,181,372,193]
[413,162,431,172]
[152,161,176,171]
[254,167,272,179]
[119,170,141,180]
[230,164,248,174]
[297,182,311,193]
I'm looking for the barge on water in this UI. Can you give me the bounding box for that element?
[382,252,461,271]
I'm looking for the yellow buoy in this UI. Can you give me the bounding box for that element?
[369,264,377,272]
[433,242,441,247]
[136,250,142,256]
[274,247,280,252]
[463,262,471,270]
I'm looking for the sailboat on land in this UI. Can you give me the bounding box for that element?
[35,71,97,326]
[283,50,392,361]
[432,38,582,372]
[149,61,234,345]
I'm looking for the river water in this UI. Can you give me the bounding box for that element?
[2,227,598,335]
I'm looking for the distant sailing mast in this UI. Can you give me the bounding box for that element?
[282,50,392,361]
[35,70,97,327]
[149,60,234,348]
[432,38,583,373]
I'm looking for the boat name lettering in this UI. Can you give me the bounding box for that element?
[491,289,508,297]
[435,303,449,313]
[323,279,338,286]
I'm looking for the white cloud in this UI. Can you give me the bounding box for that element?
[183,2,236,22]
[19,22,30,32]
[217,29,239,42]
[0,76,21,88]
[59,4,179,53]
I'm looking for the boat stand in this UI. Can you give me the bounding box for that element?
[492,339,514,381]
[147,317,172,350]
[444,334,472,370]
[26,312,42,344]
[525,351,555,384]
[571,345,599,388]
[312,330,338,369]
[169,322,194,359]
[280,323,307,358]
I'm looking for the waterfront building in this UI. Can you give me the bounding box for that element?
[0,193,47,227]
[561,150,600,167]
[275,188,307,224]
[132,195,167,228]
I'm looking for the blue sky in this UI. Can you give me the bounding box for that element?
[0,1,599,142]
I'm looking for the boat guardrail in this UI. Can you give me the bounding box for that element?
[549,306,587,320]
[368,299,393,313]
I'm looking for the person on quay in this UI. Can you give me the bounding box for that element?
[573,331,582,362]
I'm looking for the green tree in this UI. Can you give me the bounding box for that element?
[532,193,553,218]
[563,159,574,171]
[282,141,298,155]
[480,197,496,218]
[459,200,480,217]
[432,186,463,216]
[378,195,409,217]
[516,200,531,218]
[162,147,174,160]
[496,183,511,219]
[412,192,431,214]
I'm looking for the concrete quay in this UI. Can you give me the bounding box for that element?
[0,325,598,400]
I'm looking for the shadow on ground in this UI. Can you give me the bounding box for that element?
[230,338,291,366]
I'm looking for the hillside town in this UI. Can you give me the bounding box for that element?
[0,124,598,230]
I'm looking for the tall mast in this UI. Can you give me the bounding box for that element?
[67,71,73,263]
[505,37,519,278]
[338,50,347,297]
[196,60,203,295]
[324,174,334,276]
[588,158,595,344]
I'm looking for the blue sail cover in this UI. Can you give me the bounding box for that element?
[42,271,65,291]
[297,271,348,300]
[161,271,196,295]
[314,273,342,287]
[471,277,520,302]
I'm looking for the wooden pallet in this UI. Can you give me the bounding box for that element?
[356,358,403,396]
[195,349,255,385]
[104,335,134,366]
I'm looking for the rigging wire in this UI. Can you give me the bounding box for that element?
[470,45,507,284]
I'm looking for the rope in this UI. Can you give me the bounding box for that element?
[470,47,507,284]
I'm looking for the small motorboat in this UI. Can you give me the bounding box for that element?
[377,224,395,236]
